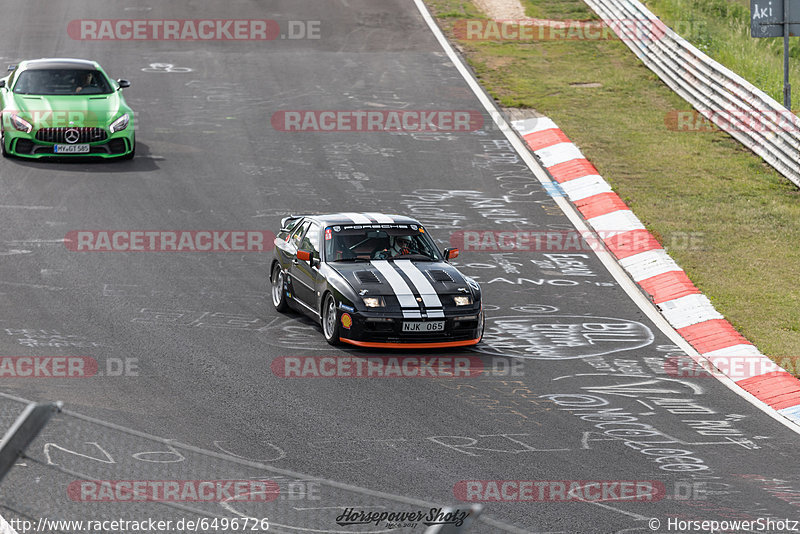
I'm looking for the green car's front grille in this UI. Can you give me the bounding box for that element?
[35,127,107,144]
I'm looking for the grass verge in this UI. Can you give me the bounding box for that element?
[424,0,800,367]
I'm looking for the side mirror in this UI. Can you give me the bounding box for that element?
[117,79,131,89]
[296,250,311,262]
[0,80,5,89]
[444,248,459,260]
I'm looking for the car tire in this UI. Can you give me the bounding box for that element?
[271,263,289,313]
[477,309,485,343]
[1,129,8,158]
[321,293,341,346]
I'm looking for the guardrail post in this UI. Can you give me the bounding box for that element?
[0,402,61,484]
[784,0,792,109]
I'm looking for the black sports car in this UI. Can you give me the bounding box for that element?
[270,213,484,348]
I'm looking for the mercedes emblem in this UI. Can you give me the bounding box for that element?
[64,128,80,144]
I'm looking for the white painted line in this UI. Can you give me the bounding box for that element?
[412,0,800,434]
[618,249,681,282]
[0,205,54,210]
[559,175,611,201]
[0,514,18,534]
[658,294,725,329]
[534,142,584,168]
[6,239,67,244]
[0,250,32,257]
[586,210,645,235]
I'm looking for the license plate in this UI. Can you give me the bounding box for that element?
[54,144,89,154]
[403,321,445,332]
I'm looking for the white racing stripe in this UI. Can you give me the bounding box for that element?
[364,213,394,223]
[370,260,421,318]
[395,260,445,318]
[340,212,373,224]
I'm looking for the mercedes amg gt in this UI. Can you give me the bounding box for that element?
[270,213,484,348]
[0,58,135,159]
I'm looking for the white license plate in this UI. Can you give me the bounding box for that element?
[403,321,445,332]
[54,144,89,154]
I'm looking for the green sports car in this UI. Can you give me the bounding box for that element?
[0,58,134,159]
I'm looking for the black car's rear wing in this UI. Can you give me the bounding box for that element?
[280,215,307,230]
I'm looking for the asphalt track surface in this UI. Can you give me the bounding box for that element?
[0,0,799,533]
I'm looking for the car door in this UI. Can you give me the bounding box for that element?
[288,221,321,312]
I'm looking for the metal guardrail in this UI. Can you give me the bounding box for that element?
[583,0,800,189]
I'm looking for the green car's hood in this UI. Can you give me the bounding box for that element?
[8,92,127,129]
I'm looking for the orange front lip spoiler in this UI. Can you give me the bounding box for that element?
[340,338,481,349]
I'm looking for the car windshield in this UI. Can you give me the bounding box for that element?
[324,225,442,262]
[13,68,113,95]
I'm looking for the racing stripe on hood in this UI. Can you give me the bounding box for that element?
[394,260,445,318]
[340,212,373,224]
[364,213,394,223]
[370,260,421,318]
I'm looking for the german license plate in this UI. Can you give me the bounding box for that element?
[54,144,89,154]
[402,321,445,332]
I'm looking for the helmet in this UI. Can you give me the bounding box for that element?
[395,235,414,255]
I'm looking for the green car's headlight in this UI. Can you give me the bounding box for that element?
[362,296,385,308]
[11,114,32,133]
[109,113,130,133]
[454,295,473,306]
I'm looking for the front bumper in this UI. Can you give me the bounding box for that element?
[4,129,134,158]
[337,306,483,348]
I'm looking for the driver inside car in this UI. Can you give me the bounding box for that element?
[392,235,416,256]
[371,234,419,259]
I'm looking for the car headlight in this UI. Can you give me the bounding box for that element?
[454,295,473,306]
[362,296,385,308]
[11,114,31,133]
[109,113,129,133]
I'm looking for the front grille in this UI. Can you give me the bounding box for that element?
[35,127,107,144]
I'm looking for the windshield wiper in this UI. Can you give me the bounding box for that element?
[388,254,436,261]
[333,257,371,263]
